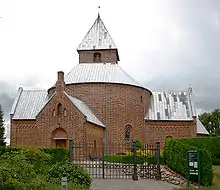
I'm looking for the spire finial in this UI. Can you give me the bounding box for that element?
[98,6,100,18]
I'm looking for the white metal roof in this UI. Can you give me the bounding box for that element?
[64,63,147,89]
[146,91,196,121]
[11,88,104,127]
[65,93,105,127]
[77,14,117,51]
[12,88,49,119]
[196,118,209,135]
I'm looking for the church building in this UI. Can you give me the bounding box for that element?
[10,14,209,150]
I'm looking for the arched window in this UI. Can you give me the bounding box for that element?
[53,109,56,116]
[63,108,67,117]
[125,125,132,141]
[93,52,101,62]
[57,103,62,115]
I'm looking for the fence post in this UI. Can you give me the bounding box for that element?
[156,141,161,180]
[132,140,138,181]
[69,138,73,163]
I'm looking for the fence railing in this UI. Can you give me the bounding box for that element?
[69,140,161,180]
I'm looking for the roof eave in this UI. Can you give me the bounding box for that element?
[145,119,194,122]
[87,120,105,128]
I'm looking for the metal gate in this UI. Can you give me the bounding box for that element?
[69,140,161,180]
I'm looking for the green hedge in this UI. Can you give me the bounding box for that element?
[104,154,162,165]
[40,147,69,163]
[164,138,213,186]
[0,146,91,189]
[177,137,220,165]
[104,154,144,164]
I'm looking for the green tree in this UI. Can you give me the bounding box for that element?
[199,109,220,136]
[0,104,6,146]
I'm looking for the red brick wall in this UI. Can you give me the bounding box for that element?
[145,120,197,148]
[78,50,118,63]
[10,119,38,147]
[63,83,151,145]
[10,92,104,148]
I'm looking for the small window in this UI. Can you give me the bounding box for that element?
[93,52,101,62]
[140,95,143,103]
[57,103,62,115]
[125,125,131,141]
[64,108,67,117]
[158,94,162,101]
[53,109,56,116]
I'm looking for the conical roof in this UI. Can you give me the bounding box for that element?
[77,14,117,51]
[64,63,148,90]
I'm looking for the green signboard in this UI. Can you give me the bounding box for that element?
[187,150,201,187]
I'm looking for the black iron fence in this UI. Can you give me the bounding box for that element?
[69,140,161,180]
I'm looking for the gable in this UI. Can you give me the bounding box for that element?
[11,87,105,128]
[65,92,105,128]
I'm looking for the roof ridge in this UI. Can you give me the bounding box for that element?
[35,92,56,117]
[10,87,23,115]
[64,92,105,127]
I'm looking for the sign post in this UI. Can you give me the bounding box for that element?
[187,150,201,188]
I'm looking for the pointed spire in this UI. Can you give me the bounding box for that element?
[77,14,117,51]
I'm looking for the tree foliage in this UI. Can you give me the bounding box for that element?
[199,109,220,136]
[0,104,6,146]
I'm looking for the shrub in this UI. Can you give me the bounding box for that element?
[177,137,220,165]
[0,151,45,190]
[104,153,163,164]
[104,154,145,164]
[213,158,220,165]
[164,138,213,186]
[48,162,91,189]
[40,147,69,163]
[0,147,91,189]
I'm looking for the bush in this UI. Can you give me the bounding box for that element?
[0,146,91,189]
[104,154,145,164]
[164,138,213,186]
[213,158,220,165]
[40,147,69,163]
[104,153,163,165]
[48,162,91,189]
[177,137,220,165]
[0,151,45,190]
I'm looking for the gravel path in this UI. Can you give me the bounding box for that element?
[91,179,179,190]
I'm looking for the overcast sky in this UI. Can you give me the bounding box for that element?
[0,0,220,122]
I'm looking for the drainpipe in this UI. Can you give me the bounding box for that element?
[105,83,108,153]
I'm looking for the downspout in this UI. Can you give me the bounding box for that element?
[105,83,108,153]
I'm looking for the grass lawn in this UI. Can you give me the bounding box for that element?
[181,166,220,190]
